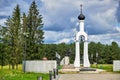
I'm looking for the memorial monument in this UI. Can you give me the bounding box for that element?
[74,5,90,68]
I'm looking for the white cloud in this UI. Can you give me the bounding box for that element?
[44,29,120,46]
[114,27,120,32]
[88,33,120,45]
[0,18,6,26]
[44,30,75,43]
[55,38,71,44]
[70,17,76,23]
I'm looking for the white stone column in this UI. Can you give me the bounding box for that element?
[74,41,80,67]
[83,41,90,67]
[79,20,84,32]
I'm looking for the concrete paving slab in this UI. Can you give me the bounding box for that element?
[58,74,120,80]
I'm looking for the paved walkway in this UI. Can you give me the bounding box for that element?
[58,74,120,80]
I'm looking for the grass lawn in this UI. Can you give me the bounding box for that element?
[91,64,120,73]
[0,65,49,80]
[91,64,113,72]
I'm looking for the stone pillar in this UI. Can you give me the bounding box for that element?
[74,41,80,67]
[83,41,90,67]
[64,56,69,65]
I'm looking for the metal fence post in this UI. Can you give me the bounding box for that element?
[49,71,52,80]
[53,69,56,79]
[56,68,58,75]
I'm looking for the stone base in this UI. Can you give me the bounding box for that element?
[59,64,106,74]
[80,67,96,71]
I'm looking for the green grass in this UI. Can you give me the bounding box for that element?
[91,64,113,72]
[91,64,120,73]
[0,65,49,80]
[58,65,63,70]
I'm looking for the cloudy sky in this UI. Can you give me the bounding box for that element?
[0,0,120,45]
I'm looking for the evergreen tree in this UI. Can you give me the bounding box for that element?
[103,44,111,63]
[22,13,28,61]
[26,1,44,60]
[5,4,21,69]
[110,42,120,60]
[0,26,8,69]
[88,42,97,63]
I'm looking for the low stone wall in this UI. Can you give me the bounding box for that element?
[23,60,57,73]
[113,60,120,71]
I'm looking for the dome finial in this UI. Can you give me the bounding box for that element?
[80,4,83,14]
[78,4,85,20]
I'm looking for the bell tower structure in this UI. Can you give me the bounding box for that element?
[74,5,90,68]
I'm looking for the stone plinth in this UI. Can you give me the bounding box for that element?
[64,56,69,65]
[23,60,57,73]
[59,64,106,74]
[113,60,120,71]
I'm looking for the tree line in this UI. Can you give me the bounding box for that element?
[42,42,120,64]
